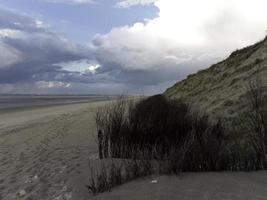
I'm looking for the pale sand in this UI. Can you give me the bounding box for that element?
[0,101,108,200]
[1,101,267,200]
[93,172,267,200]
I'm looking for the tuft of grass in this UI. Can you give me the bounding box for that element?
[87,158,154,195]
[87,163,111,194]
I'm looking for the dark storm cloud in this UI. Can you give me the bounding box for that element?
[0,8,94,84]
[2,34,85,63]
[0,2,239,94]
[0,8,150,88]
[0,7,184,89]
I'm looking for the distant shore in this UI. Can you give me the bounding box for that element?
[0,94,115,112]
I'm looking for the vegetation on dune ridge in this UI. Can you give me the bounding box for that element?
[164,36,267,120]
[88,79,267,194]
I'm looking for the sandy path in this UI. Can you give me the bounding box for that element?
[93,172,267,200]
[0,101,107,200]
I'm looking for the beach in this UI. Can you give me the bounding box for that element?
[1,99,267,200]
[93,172,267,200]
[0,100,107,200]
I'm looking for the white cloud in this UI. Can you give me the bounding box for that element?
[34,20,48,28]
[92,0,267,86]
[37,81,71,88]
[55,59,100,74]
[45,0,95,5]
[0,29,24,39]
[0,41,24,68]
[116,0,157,8]
[87,64,100,74]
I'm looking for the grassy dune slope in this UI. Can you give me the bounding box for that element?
[164,37,267,119]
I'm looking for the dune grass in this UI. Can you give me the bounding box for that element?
[88,79,267,194]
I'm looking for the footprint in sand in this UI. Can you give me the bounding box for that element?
[0,185,6,191]
[14,168,23,175]
[71,155,79,160]
[25,165,34,173]
[9,176,17,184]
[24,184,36,194]
[0,160,9,167]
[0,187,6,198]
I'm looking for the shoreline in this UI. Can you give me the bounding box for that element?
[0,100,102,114]
[0,100,110,131]
[0,95,114,114]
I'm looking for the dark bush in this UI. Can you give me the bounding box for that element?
[95,95,229,172]
[236,78,267,169]
[127,95,193,159]
[91,89,267,194]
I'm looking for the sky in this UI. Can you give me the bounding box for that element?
[0,0,267,95]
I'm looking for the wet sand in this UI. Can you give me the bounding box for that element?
[0,94,112,110]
